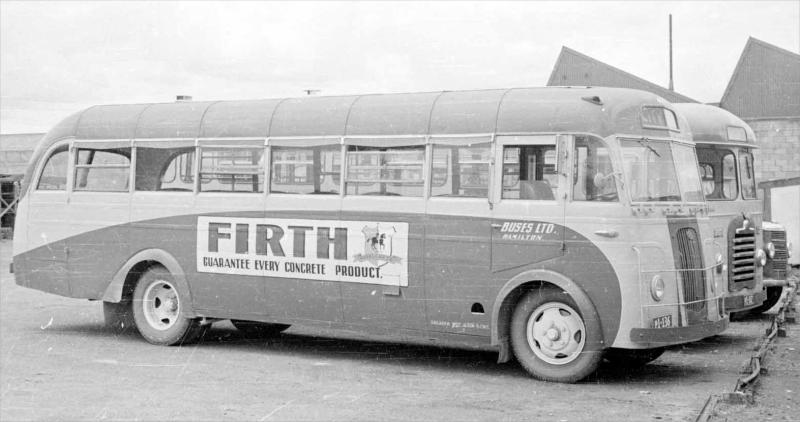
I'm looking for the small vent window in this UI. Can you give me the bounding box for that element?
[642,107,679,131]
[727,126,747,142]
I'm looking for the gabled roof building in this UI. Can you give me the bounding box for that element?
[720,37,800,119]
[547,46,697,103]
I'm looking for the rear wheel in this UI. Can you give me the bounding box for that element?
[132,266,203,345]
[603,347,665,367]
[510,288,602,383]
[231,320,290,338]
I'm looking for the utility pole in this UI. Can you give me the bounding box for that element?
[669,14,674,91]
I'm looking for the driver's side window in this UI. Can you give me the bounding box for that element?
[572,137,617,201]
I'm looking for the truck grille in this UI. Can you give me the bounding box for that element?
[765,229,787,279]
[729,222,756,290]
[676,227,707,320]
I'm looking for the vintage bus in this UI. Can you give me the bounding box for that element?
[674,103,790,314]
[13,87,729,383]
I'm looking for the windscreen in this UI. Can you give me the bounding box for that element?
[620,139,703,202]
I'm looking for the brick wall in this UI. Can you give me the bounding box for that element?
[746,118,800,183]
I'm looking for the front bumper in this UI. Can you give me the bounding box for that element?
[629,317,729,346]
[724,289,767,313]
[764,278,790,288]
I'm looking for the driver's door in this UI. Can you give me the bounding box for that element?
[490,135,568,271]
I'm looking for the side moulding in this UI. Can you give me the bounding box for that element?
[491,269,603,362]
[102,249,196,318]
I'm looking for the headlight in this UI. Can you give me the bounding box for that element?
[765,242,776,259]
[755,249,767,267]
[715,252,724,274]
[651,275,665,301]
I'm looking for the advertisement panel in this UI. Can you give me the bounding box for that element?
[197,216,409,286]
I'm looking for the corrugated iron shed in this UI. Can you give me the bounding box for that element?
[719,37,800,119]
[0,133,43,175]
[547,46,698,104]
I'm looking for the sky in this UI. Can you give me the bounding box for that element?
[1,1,798,134]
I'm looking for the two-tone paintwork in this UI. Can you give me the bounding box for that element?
[14,87,728,358]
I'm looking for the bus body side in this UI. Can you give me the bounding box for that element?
[13,88,729,382]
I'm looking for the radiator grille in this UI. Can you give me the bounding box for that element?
[729,225,756,290]
[676,227,707,318]
[766,229,787,279]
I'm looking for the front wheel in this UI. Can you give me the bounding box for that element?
[510,288,602,383]
[132,266,203,345]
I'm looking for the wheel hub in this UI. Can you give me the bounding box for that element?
[526,302,587,365]
[142,280,180,331]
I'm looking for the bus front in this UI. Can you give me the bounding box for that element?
[673,103,782,315]
[609,107,728,351]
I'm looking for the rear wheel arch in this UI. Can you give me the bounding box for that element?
[103,249,196,317]
[491,269,604,362]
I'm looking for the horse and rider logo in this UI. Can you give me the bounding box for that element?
[355,223,402,267]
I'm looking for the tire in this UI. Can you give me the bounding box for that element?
[103,300,135,333]
[131,266,203,345]
[231,320,290,338]
[749,286,784,314]
[603,347,665,368]
[510,288,603,383]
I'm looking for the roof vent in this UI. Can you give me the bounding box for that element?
[581,95,603,106]
[176,95,193,102]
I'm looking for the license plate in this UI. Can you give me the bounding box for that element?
[744,295,754,306]
[652,314,673,329]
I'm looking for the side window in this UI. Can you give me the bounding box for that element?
[74,148,131,192]
[431,143,491,198]
[345,146,425,196]
[501,144,557,200]
[740,150,757,199]
[700,163,715,196]
[37,146,69,190]
[572,137,617,201]
[135,147,195,191]
[722,153,738,199]
[199,148,264,193]
[270,145,341,194]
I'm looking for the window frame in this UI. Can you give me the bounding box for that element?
[197,145,266,194]
[35,143,71,192]
[429,136,493,199]
[640,106,681,132]
[739,148,758,200]
[72,142,133,193]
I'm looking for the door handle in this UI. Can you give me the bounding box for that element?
[594,230,618,238]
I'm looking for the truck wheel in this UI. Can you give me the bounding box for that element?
[750,286,784,314]
[132,266,202,345]
[510,288,602,383]
[603,347,665,367]
[231,320,290,338]
[103,300,135,333]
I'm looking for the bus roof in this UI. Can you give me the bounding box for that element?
[40,87,690,141]
[23,87,690,192]
[673,103,757,146]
